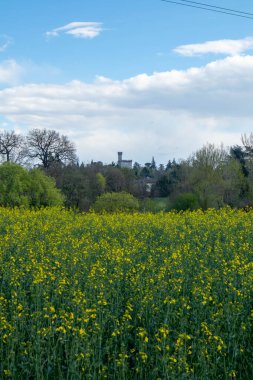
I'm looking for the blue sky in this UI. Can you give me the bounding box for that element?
[1,0,253,164]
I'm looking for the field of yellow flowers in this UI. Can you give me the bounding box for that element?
[0,207,252,379]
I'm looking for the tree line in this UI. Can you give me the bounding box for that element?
[1,128,253,211]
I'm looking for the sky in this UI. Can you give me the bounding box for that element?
[1,0,253,165]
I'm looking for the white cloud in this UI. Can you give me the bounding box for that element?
[0,35,12,53]
[0,60,23,85]
[1,54,253,163]
[174,37,253,57]
[46,22,103,39]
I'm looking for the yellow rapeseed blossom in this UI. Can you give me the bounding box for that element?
[0,207,252,379]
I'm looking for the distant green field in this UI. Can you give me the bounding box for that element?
[142,197,168,212]
[0,207,252,379]
[153,197,168,209]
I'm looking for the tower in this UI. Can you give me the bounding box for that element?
[118,152,123,165]
[117,152,132,169]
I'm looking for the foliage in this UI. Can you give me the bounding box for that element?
[154,174,170,197]
[2,127,253,211]
[28,169,64,207]
[171,192,200,211]
[92,191,139,213]
[191,143,227,170]
[105,167,126,192]
[96,172,106,193]
[0,162,30,207]
[0,162,64,207]
[46,164,106,211]
[188,144,228,209]
[230,145,249,177]
[0,208,252,379]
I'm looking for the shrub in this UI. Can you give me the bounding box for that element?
[171,192,200,211]
[92,192,139,213]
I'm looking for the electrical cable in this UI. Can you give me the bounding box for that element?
[179,0,253,17]
[161,0,253,20]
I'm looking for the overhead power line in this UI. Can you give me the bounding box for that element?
[179,0,253,17]
[161,0,253,20]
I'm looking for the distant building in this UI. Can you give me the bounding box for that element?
[117,152,132,169]
[145,179,155,193]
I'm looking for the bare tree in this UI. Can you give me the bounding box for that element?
[191,143,228,170]
[241,133,253,155]
[26,129,77,168]
[0,130,25,163]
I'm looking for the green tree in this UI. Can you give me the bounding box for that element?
[92,192,139,213]
[133,162,141,176]
[150,157,156,170]
[189,144,228,209]
[96,172,106,193]
[154,174,170,197]
[222,158,247,207]
[171,192,200,211]
[0,162,64,207]
[88,172,106,201]
[230,145,249,177]
[0,162,30,207]
[60,165,90,210]
[105,167,126,192]
[28,169,64,207]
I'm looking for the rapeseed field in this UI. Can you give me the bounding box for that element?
[0,207,252,379]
